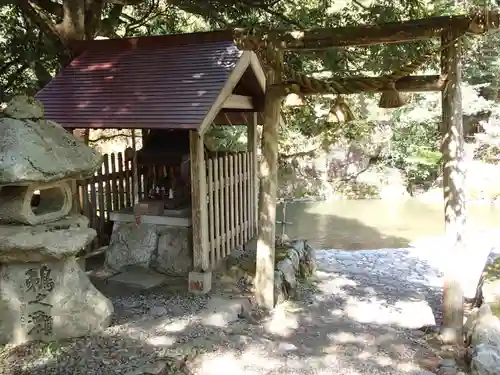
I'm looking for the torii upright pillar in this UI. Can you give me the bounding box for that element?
[440,30,466,345]
[255,48,284,309]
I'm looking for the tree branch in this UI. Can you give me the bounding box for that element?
[30,0,63,18]
[89,132,131,143]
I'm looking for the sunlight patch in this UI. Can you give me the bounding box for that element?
[344,297,436,328]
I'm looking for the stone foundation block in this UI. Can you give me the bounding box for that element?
[0,181,72,225]
[188,271,212,294]
[105,222,159,271]
[152,227,192,276]
[0,258,113,344]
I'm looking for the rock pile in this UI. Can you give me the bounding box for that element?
[274,238,316,303]
[465,304,500,375]
[0,96,113,344]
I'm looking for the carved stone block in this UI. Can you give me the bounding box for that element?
[0,258,113,344]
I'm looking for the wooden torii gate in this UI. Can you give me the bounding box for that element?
[233,10,500,345]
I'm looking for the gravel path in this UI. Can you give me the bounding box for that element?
[0,248,465,375]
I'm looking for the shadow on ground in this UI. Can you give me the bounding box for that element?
[0,213,446,375]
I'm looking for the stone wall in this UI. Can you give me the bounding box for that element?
[274,238,316,303]
[220,237,316,304]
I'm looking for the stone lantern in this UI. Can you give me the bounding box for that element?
[0,96,113,344]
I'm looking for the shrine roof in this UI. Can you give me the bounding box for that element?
[36,31,264,132]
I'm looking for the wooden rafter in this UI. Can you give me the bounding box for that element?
[234,10,499,50]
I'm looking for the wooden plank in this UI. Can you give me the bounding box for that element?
[214,157,222,264]
[224,154,230,256]
[189,131,210,271]
[238,153,244,246]
[96,163,105,245]
[235,153,241,246]
[82,179,90,219]
[440,30,466,345]
[219,157,227,258]
[207,158,216,267]
[131,129,139,204]
[124,158,132,208]
[103,154,113,220]
[117,152,126,210]
[88,173,97,233]
[249,112,259,235]
[222,94,254,110]
[229,154,236,254]
[110,153,119,211]
[243,152,249,241]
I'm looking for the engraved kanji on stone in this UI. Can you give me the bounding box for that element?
[27,310,53,336]
[25,265,55,305]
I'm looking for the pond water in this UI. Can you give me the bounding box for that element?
[277,199,500,250]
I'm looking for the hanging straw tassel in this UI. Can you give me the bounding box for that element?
[379,81,408,108]
[328,95,354,122]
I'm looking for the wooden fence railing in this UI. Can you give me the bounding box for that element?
[206,151,257,268]
[77,151,144,250]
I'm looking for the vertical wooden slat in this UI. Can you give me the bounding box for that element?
[234,153,239,248]
[236,153,241,247]
[243,152,249,242]
[96,164,105,245]
[88,173,97,232]
[248,112,259,236]
[246,153,252,240]
[189,131,210,271]
[223,154,230,256]
[82,180,90,219]
[207,158,216,268]
[238,153,245,244]
[110,153,119,211]
[117,153,125,210]
[229,154,236,255]
[103,154,112,218]
[131,129,139,204]
[214,157,222,264]
[219,157,226,258]
[123,159,131,208]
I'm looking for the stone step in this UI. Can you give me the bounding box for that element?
[107,266,167,290]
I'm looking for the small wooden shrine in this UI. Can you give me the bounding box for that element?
[36,31,266,287]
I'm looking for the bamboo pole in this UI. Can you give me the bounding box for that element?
[440,30,466,345]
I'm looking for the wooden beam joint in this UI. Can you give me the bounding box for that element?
[222,94,255,110]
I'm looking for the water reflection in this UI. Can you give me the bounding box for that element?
[277,199,500,250]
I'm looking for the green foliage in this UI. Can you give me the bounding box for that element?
[2,0,500,194]
[205,125,248,152]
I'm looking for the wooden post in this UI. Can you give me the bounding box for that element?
[440,30,466,345]
[189,130,210,271]
[255,48,283,309]
[248,112,259,235]
[131,129,139,203]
